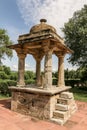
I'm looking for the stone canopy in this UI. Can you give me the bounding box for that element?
[8,19,73,89]
[8,19,72,56]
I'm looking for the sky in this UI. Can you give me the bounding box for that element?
[0,0,87,71]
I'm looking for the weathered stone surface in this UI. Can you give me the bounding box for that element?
[43,50,52,89]
[55,104,69,111]
[57,55,65,87]
[11,91,57,120]
[51,118,64,126]
[53,110,68,120]
[57,98,74,105]
[60,92,74,99]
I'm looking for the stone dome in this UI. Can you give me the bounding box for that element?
[30,19,57,34]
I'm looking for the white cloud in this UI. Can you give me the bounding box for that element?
[17,0,87,36]
[25,63,30,70]
[13,64,18,70]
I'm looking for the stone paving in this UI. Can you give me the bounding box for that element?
[0,99,87,130]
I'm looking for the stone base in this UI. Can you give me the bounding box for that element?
[9,86,77,124]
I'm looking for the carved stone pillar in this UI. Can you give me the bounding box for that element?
[58,55,65,87]
[36,60,41,86]
[43,50,52,89]
[17,53,26,87]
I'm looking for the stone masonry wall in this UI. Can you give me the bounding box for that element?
[11,91,59,120]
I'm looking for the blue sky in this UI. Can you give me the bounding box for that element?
[0,0,87,71]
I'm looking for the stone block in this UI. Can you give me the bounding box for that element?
[60,92,74,99]
[57,98,73,105]
[55,104,69,111]
[11,101,17,111]
[53,110,68,120]
[51,118,65,126]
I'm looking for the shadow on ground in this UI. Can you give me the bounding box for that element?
[0,99,11,109]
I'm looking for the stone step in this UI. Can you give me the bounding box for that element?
[57,98,73,105]
[53,110,69,120]
[55,104,69,111]
[60,92,74,99]
[51,118,65,126]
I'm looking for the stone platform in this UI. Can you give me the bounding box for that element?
[9,86,77,125]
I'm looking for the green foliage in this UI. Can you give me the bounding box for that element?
[0,80,17,96]
[6,80,17,86]
[52,78,58,85]
[52,71,58,79]
[65,79,80,87]
[3,65,11,75]
[0,94,10,99]
[0,80,8,95]
[0,71,8,79]
[80,67,87,81]
[24,71,35,80]
[70,87,87,102]
[63,5,87,66]
[10,71,18,80]
[0,29,13,64]
[65,69,81,80]
[0,65,12,79]
[25,79,35,85]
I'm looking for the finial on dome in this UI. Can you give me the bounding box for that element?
[40,19,47,24]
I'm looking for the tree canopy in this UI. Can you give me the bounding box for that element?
[63,5,87,67]
[0,29,13,64]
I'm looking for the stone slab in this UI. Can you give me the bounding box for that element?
[55,104,69,111]
[9,86,71,96]
[53,110,68,120]
[51,118,64,126]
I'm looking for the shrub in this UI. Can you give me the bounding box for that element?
[10,72,18,80]
[78,86,87,91]
[25,79,35,85]
[53,78,58,85]
[0,80,17,96]
[6,80,17,86]
[0,72,8,79]
[65,79,81,87]
[0,80,8,95]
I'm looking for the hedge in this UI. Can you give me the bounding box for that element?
[53,78,58,85]
[25,79,35,85]
[53,78,81,87]
[65,79,81,87]
[0,79,36,96]
[0,80,17,96]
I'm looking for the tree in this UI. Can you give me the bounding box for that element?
[3,65,11,75]
[79,67,87,82]
[63,5,87,67]
[0,29,13,64]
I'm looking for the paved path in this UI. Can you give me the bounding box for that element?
[0,99,87,130]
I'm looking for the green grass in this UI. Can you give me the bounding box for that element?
[70,87,87,102]
[0,94,10,100]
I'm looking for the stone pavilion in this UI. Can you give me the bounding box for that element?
[8,19,77,125]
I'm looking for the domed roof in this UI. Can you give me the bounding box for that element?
[30,19,56,34]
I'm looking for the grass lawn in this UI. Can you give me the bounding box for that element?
[70,87,87,102]
[0,94,10,100]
